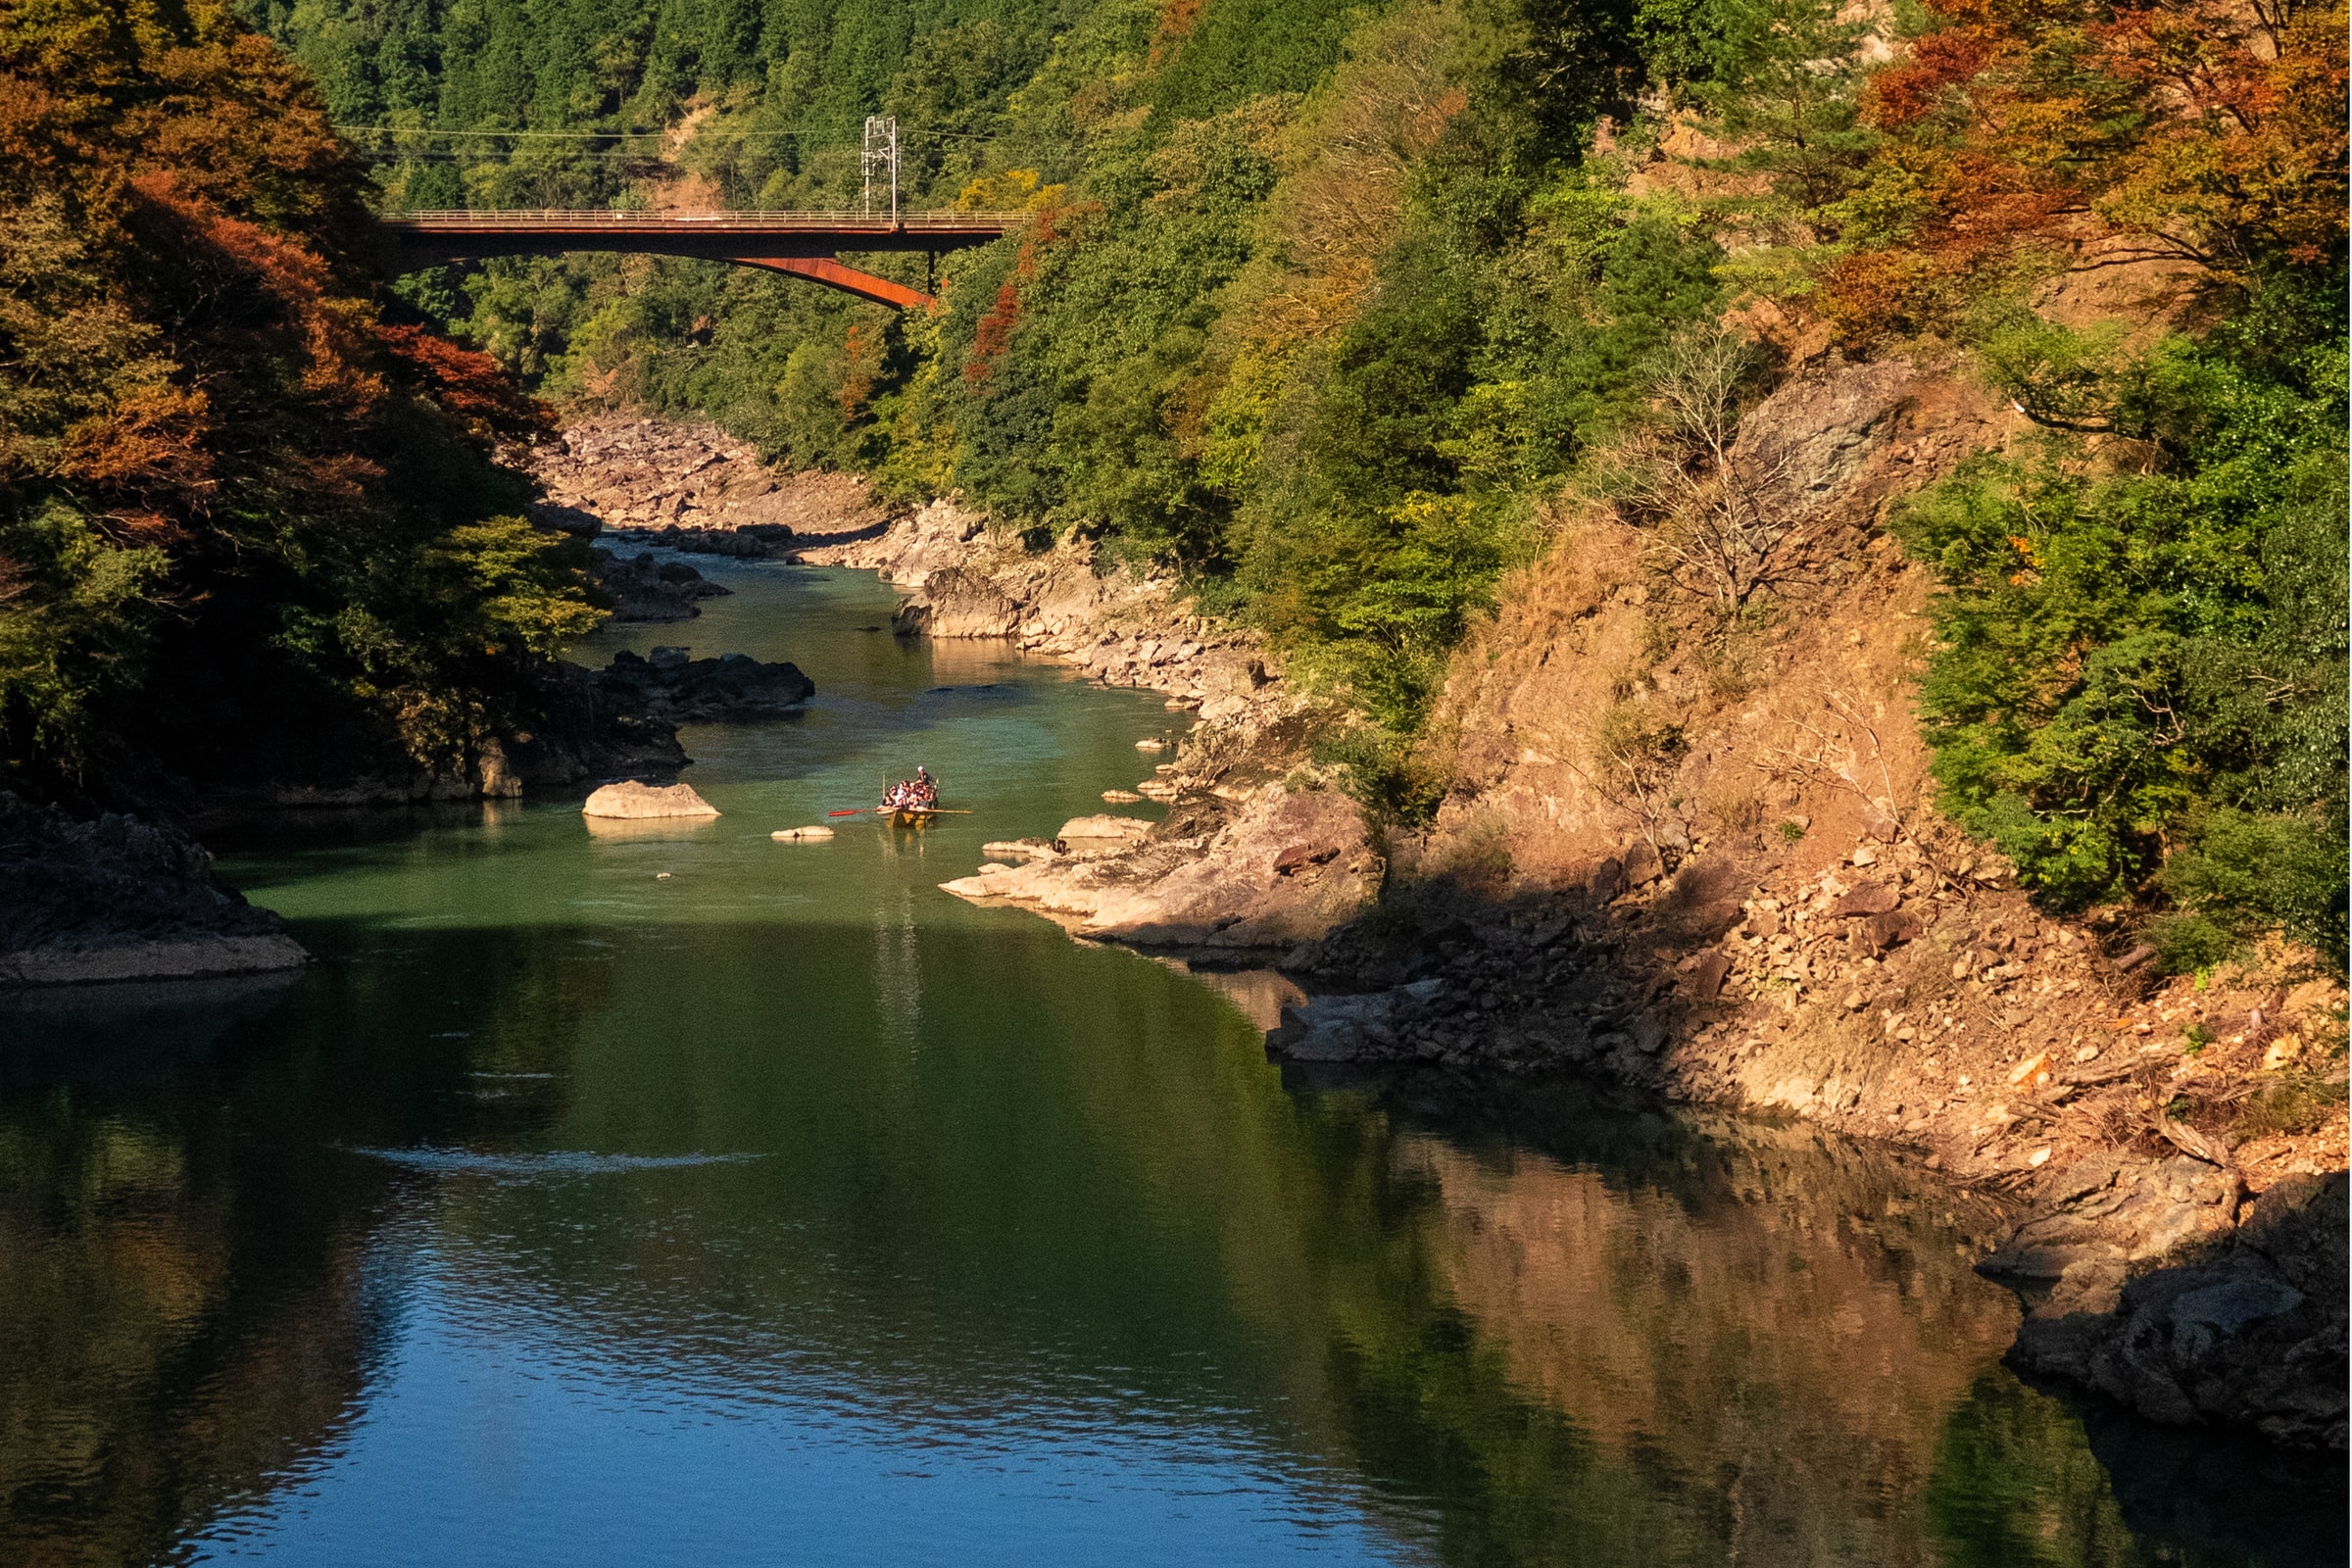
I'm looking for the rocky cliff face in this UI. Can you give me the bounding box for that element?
[1255,356,2349,1448]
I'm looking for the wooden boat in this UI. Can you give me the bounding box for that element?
[879,803,970,826]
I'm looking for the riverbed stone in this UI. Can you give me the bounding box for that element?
[981,839,1058,861]
[583,781,720,819]
[1054,814,1152,846]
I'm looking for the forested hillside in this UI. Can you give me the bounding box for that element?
[0,0,599,802]
[28,0,2350,964]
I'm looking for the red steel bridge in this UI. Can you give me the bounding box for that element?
[378,210,1024,309]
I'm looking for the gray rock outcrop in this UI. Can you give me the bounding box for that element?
[589,648,814,723]
[1978,1152,2245,1286]
[891,567,1023,638]
[945,784,1377,952]
[593,549,732,622]
[1,794,306,987]
[1995,1168,2347,1450]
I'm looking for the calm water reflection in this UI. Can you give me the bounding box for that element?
[2,563,2339,1565]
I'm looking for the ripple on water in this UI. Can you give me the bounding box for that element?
[347,1147,768,1177]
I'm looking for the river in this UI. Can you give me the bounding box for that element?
[1,557,2338,1567]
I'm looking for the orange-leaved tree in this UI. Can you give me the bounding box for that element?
[0,0,586,797]
[1819,0,2348,345]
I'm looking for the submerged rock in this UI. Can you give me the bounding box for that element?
[0,793,307,987]
[583,781,719,819]
[770,825,835,841]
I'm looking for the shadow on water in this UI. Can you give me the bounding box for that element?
[0,960,478,1568]
[1927,1371,2345,1568]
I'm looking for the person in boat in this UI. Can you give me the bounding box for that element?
[883,767,938,812]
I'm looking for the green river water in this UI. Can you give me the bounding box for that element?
[2,557,2339,1566]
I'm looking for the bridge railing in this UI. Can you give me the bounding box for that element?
[383,209,1026,228]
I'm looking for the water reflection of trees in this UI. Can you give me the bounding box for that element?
[9,915,2326,1567]
[0,928,614,1566]
[1329,1102,2013,1564]
[359,917,2297,1568]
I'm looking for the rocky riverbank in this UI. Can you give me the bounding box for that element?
[787,501,1383,956]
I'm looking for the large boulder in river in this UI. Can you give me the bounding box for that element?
[891,566,1022,638]
[0,793,307,986]
[945,785,1377,953]
[592,549,731,622]
[1084,786,1375,947]
[583,781,719,819]
[591,648,814,722]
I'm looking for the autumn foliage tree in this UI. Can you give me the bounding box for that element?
[0,0,592,799]
[1823,0,2347,343]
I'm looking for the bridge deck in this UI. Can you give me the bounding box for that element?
[384,210,1020,241]
[378,211,1023,308]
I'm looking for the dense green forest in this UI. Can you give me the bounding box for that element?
[4,0,2341,961]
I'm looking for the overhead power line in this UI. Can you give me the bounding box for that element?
[334,122,1009,146]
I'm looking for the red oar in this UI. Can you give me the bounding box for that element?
[826,808,873,816]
